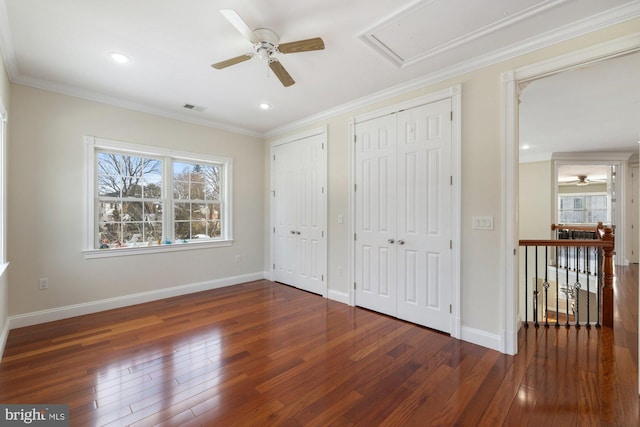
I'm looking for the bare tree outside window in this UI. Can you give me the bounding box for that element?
[173,161,222,240]
[97,152,163,247]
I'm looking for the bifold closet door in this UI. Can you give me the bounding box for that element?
[354,114,398,316]
[273,134,327,296]
[354,98,452,333]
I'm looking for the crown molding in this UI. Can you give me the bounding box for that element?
[265,2,640,138]
[11,74,263,138]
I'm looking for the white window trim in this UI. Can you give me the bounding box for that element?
[0,97,7,274]
[84,136,233,258]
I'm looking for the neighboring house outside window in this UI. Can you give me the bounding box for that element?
[558,193,608,224]
[85,136,232,258]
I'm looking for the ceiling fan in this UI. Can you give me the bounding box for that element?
[211,9,325,87]
[559,175,607,186]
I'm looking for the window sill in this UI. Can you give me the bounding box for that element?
[83,239,233,259]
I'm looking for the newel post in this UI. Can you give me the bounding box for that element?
[602,227,614,327]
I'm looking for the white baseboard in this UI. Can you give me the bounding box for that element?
[328,289,350,305]
[460,325,502,353]
[8,272,266,330]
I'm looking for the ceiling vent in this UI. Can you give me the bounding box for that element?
[183,103,206,112]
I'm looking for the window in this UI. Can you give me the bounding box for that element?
[85,137,232,257]
[0,99,6,271]
[558,193,608,224]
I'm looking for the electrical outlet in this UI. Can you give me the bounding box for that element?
[235,255,242,263]
[39,278,49,290]
[337,266,343,277]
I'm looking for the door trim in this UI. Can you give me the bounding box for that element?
[269,126,328,297]
[348,85,462,339]
[502,33,640,356]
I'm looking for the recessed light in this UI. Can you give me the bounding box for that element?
[109,52,130,64]
[521,144,531,150]
[259,103,271,110]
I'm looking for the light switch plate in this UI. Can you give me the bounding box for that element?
[472,216,494,230]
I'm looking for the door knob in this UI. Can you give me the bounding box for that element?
[397,240,405,245]
[388,239,395,244]
[296,231,301,235]
[290,230,296,234]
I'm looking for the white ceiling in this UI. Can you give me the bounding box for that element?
[0,0,639,136]
[519,51,640,162]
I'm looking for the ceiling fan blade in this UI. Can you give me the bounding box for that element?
[211,54,252,70]
[220,9,260,44]
[278,37,325,54]
[269,60,295,87]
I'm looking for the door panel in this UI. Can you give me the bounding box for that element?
[396,99,452,332]
[354,115,397,316]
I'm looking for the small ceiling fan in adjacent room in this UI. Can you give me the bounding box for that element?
[211,9,325,87]
[558,175,607,186]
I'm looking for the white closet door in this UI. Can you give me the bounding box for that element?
[354,114,398,316]
[273,142,299,286]
[396,99,452,332]
[273,133,327,296]
[296,134,327,295]
[354,98,453,333]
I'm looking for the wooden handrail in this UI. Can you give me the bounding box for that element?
[519,239,613,248]
[519,226,615,327]
[551,221,603,233]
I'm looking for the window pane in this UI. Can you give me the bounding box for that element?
[143,178,162,199]
[190,182,205,200]
[191,203,207,221]
[122,201,143,222]
[175,221,190,240]
[146,222,163,242]
[175,202,190,221]
[99,223,121,246]
[208,220,221,237]
[97,153,162,200]
[144,201,163,222]
[123,223,143,243]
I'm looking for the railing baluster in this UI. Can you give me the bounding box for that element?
[534,246,539,328]
[574,246,581,328]
[586,245,591,328]
[543,246,549,328]
[596,246,601,328]
[524,246,528,328]
[555,246,560,327]
[565,245,570,328]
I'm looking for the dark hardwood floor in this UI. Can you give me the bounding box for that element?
[0,265,637,426]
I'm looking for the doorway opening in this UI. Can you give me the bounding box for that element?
[502,34,640,355]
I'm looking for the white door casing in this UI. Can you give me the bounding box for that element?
[272,128,327,297]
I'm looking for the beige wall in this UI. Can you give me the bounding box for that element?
[0,49,10,343]
[520,161,553,240]
[266,20,640,338]
[7,85,265,315]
